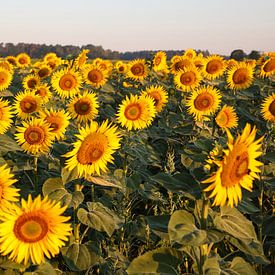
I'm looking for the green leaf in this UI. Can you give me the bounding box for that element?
[214,206,257,240]
[61,243,92,271]
[127,247,182,275]
[168,210,207,247]
[42,177,72,207]
[263,152,275,163]
[61,167,79,184]
[31,262,57,275]
[77,202,122,237]
[224,257,257,275]
[0,134,22,154]
[263,215,275,236]
[203,255,221,275]
[71,191,84,209]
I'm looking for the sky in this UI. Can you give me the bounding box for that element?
[0,0,274,55]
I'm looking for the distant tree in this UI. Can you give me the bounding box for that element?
[248,50,261,60]
[230,49,246,61]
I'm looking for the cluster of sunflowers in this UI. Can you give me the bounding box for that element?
[0,48,274,269]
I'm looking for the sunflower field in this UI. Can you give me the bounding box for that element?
[0,49,274,274]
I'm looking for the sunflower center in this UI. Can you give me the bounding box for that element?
[131,64,144,76]
[180,71,196,85]
[20,97,38,113]
[194,93,214,111]
[206,60,222,74]
[0,71,8,85]
[124,103,142,120]
[77,133,108,165]
[13,214,48,243]
[18,57,27,65]
[233,68,249,84]
[38,68,50,78]
[88,70,103,83]
[154,57,162,66]
[74,99,91,115]
[149,91,161,108]
[263,58,275,73]
[59,74,77,90]
[118,66,124,72]
[50,122,59,131]
[24,126,45,145]
[269,100,275,116]
[35,87,47,97]
[27,79,38,89]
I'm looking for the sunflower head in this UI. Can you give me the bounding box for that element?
[5,56,17,67]
[115,61,127,74]
[34,83,52,103]
[0,68,13,92]
[202,124,264,207]
[64,120,121,177]
[202,55,226,80]
[22,74,40,90]
[152,51,167,72]
[82,64,108,89]
[260,57,275,78]
[184,49,197,59]
[215,105,238,129]
[261,93,275,123]
[126,59,149,81]
[170,56,193,74]
[16,53,31,68]
[0,61,14,72]
[75,49,90,69]
[0,98,14,134]
[36,64,52,79]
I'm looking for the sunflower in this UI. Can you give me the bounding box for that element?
[22,74,40,90]
[174,66,202,92]
[226,59,238,68]
[74,49,89,69]
[67,91,99,123]
[126,59,148,81]
[0,68,13,92]
[215,105,238,129]
[64,120,121,177]
[43,52,58,63]
[51,67,83,98]
[117,94,156,130]
[260,57,275,78]
[35,64,52,79]
[0,61,14,72]
[0,165,19,209]
[115,61,127,74]
[0,98,14,134]
[40,109,70,141]
[202,55,226,80]
[170,56,193,74]
[82,64,108,89]
[16,53,31,68]
[227,62,254,90]
[0,195,71,265]
[202,124,264,207]
[261,93,275,123]
[184,49,197,59]
[98,60,113,74]
[152,51,167,72]
[5,56,17,67]
[34,83,52,103]
[186,86,222,121]
[193,55,204,70]
[13,91,42,120]
[15,118,55,155]
[141,85,168,112]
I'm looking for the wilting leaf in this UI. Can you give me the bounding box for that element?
[86,176,122,189]
[61,167,79,184]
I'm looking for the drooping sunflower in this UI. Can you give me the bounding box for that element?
[0,68,13,92]
[34,83,52,103]
[22,74,40,90]
[67,91,99,123]
[186,86,222,121]
[117,94,156,130]
[152,51,167,72]
[82,64,108,89]
[141,85,168,112]
[115,61,127,74]
[0,165,19,209]
[261,93,275,123]
[15,118,54,155]
[35,64,52,79]
[202,55,226,80]
[260,57,275,78]
[74,49,89,69]
[170,56,193,74]
[51,67,83,98]
[40,108,70,141]
[215,105,238,129]
[13,91,42,120]
[5,56,17,67]
[183,49,197,59]
[0,195,71,265]
[174,66,202,92]
[64,120,121,177]
[193,55,204,70]
[0,98,14,134]
[16,53,31,68]
[227,62,254,90]
[202,124,264,207]
[126,59,149,81]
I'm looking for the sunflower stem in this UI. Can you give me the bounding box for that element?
[34,155,38,193]
[74,223,80,243]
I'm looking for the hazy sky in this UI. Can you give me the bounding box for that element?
[1,0,274,55]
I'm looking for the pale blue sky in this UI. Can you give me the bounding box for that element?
[0,0,274,54]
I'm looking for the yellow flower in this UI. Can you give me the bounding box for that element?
[261,93,275,123]
[82,64,108,89]
[40,108,70,141]
[16,53,31,68]
[115,61,127,74]
[183,49,197,59]
[0,195,71,265]
[5,56,17,67]
[226,62,254,90]
[152,51,168,72]
[117,94,156,130]
[75,49,89,69]
[215,105,238,129]
[22,74,40,90]
[15,118,55,155]
[260,57,275,78]
[35,64,52,79]
[0,98,13,134]
[186,86,222,121]
[51,67,83,98]
[67,91,99,123]
[202,55,226,80]
[170,56,193,74]
[33,83,52,103]
[0,61,14,72]
[13,91,42,120]
[202,124,264,207]
[141,85,168,112]
[126,59,148,81]
[64,120,121,177]
[0,68,13,92]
